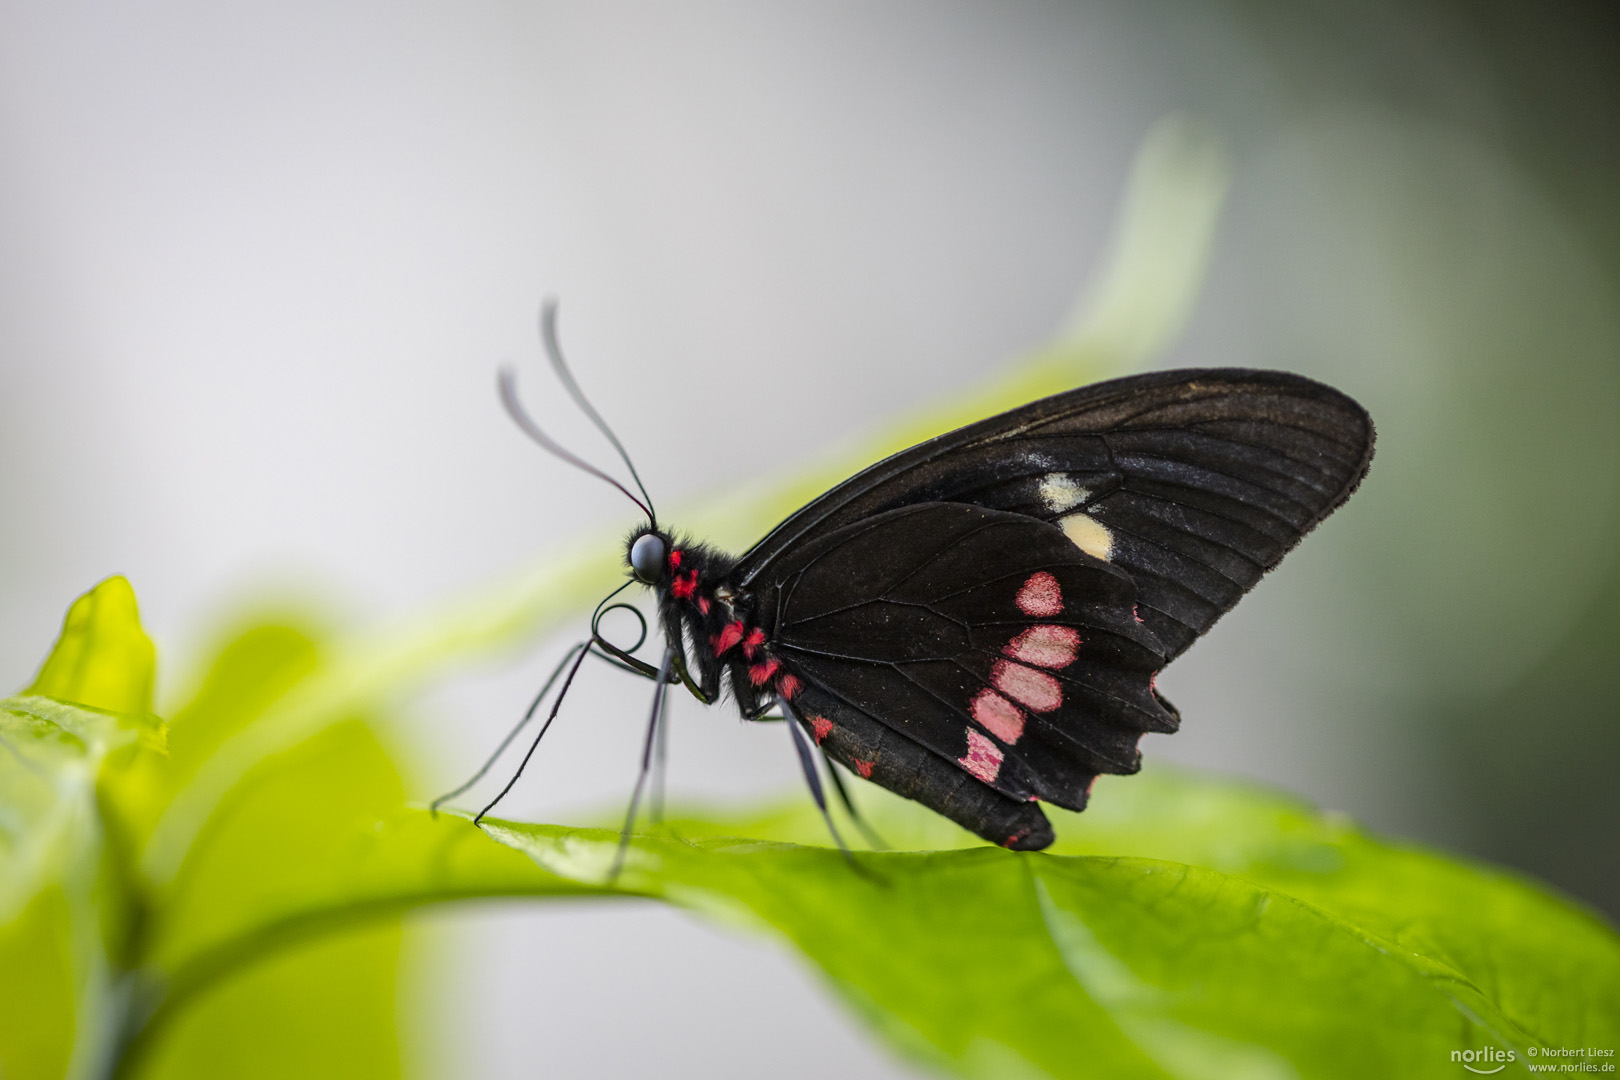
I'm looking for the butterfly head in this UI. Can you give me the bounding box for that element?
[628,528,670,585]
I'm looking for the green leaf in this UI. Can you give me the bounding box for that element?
[26,576,156,717]
[1,575,167,1080]
[106,756,1617,1080]
[454,768,1620,1080]
[112,619,593,1080]
[112,621,405,1080]
[0,694,152,1080]
[125,717,413,1080]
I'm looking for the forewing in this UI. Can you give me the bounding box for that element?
[738,369,1374,658]
[769,502,1177,825]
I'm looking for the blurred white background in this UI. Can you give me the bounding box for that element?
[4,3,1617,1077]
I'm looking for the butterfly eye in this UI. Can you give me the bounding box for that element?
[630,533,667,584]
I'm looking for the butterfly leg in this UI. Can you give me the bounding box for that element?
[650,689,670,825]
[589,632,711,705]
[607,645,676,882]
[470,642,595,826]
[778,697,859,867]
[431,640,588,817]
[821,753,888,851]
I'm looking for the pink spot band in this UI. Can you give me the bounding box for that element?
[1003,625,1080,669]
[992,659,1063,713]
[1016,571,1063,616]
[959,729,1004,784]
[970,688,1025,744]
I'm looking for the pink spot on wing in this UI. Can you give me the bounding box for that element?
[992,659,1063,713]
[809,715,833,744]
[959,729,1003,784]
[1016,571,1063,616]
[970,689,1026,744]
[1003,625,1080,669]
[852,758,874,779]
[776,673,802,700]
[1133,604,1145,625]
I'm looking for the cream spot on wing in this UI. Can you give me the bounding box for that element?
[959,729,1004,784]
[1015,571,1063,616]
[1039,473,1089,515]
[970,689,1025,743]
[1003,625,1081,669]
[1060,512,1114,562]
[992,659,1063,712]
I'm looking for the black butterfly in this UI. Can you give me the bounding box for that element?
[436,304,1374,867]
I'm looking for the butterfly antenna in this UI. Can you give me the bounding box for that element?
[540,300,658,529]
[498,367,654,522]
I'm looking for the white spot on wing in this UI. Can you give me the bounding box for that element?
[1060,512,1114,562]
[1039,473,1088,514]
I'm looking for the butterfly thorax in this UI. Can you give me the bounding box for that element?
[626,528,802,717]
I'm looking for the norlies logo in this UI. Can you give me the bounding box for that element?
[1453,1047,1517,1074]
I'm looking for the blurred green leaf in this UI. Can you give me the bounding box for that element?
[1,576,165,1080]
[26,576,156,718]
[137,921,406,1080]
[114,622,408,1080]
[105,616,596,1080]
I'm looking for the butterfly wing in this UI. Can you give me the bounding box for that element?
[770,500,1175,846]
[739,368,1375,660]
[741,369,1374,848]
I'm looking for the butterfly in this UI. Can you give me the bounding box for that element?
[435,303,1375,866]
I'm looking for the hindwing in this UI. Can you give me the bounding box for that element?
[767,502,1171,842]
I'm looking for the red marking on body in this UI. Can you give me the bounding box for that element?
[992,659,1062,712]
[668,549,683,570]
[776,673,802,700]
[1133,604,1145,625]
[742,627,767,659]
[1016,571,1063,616]
[970,688,1025,744]
[852,757,874,779]
[671,570,699,599]
[958,729,1003,784]
[1003,625,1080,669]
[697,596,711,615]
[748,658,781,686]
[809,715,833,744]
[711,621,745,656]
